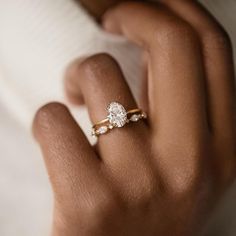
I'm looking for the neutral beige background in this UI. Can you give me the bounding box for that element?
[0,1,235,236]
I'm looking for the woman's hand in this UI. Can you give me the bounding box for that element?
[33,1,236,235]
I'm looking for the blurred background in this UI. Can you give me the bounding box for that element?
[0,0,235,235]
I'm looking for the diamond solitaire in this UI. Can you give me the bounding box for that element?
[91,102,147,137]
[107,102,128,128]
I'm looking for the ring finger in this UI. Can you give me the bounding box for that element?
[65,53,153,197]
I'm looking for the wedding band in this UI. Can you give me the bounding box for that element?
[91,102,147,137]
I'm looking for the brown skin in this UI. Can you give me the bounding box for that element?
[33,1,236,236]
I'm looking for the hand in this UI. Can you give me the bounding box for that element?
[33,1,236,235]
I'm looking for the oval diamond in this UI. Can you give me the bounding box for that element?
[107,102,127,127]
[97,126,108,134]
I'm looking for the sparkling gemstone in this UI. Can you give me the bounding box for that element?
[107,102,127,127]
[97,126,108,134]
[108,124,114,130]
[130,114,140,122]
[142,112,147,119]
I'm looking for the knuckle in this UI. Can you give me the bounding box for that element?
[134,174,157,206]
[170,170,199,197]
[135,188,156,210]
[120,167,157,208]
[83,193,120,227]
[161,141,208,197]
[202,27,232,51]
[79,53,118,81]
[156,20,198,48]
[33,102,68,130]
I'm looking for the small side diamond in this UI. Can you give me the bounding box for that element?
[97,126,108,135]
[130,114,141,122]
[142,112,147,119]
[108,124,114,130]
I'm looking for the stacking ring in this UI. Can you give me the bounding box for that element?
[91,102,147,137]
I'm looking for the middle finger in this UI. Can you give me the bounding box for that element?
[103,2,209,140]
